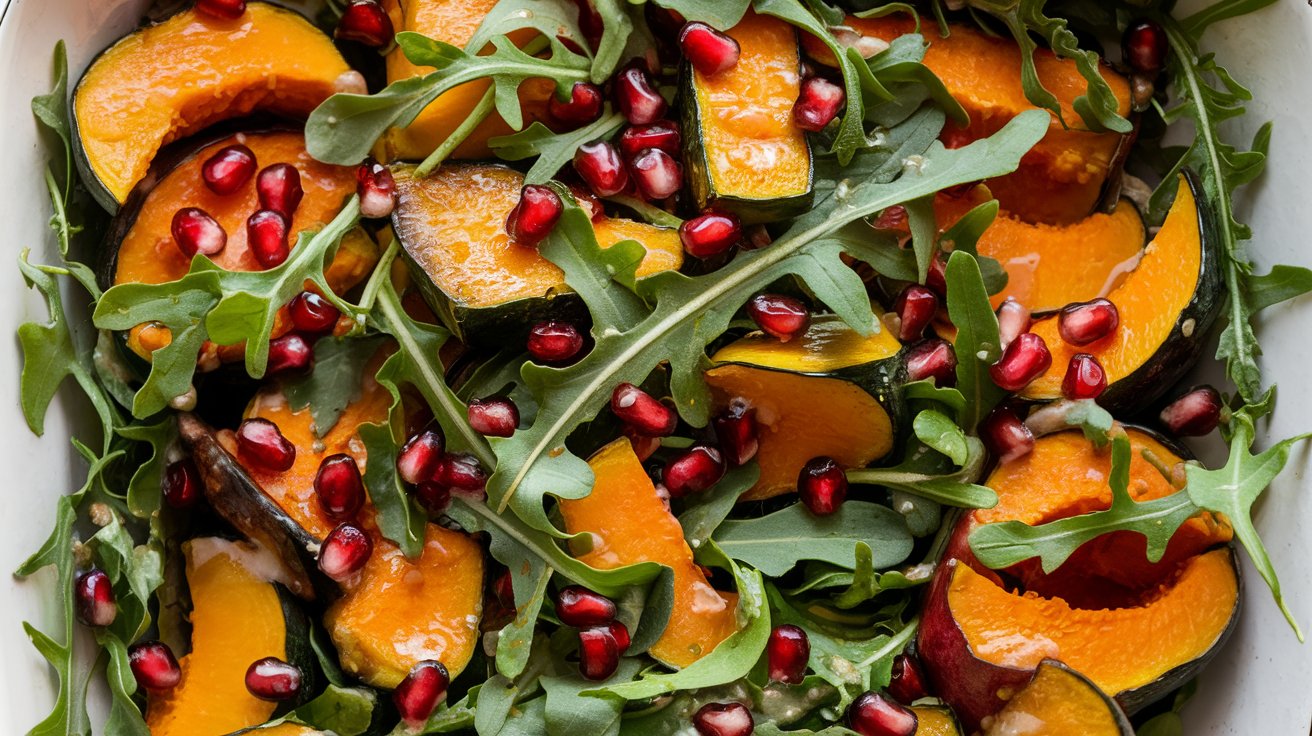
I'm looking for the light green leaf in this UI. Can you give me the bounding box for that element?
[913,409,968,465]
[714,502,913,577]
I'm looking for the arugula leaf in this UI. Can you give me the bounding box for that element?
[713,501,913,576]
[653,0,751,29]
[913,409,968,465]
[678,463,760,549]
[944,250,1004,432]
[846,436,996,509]
[489,112,625,185]
[116,418,176,518]
[540,661,642,736]
[357,361,429,559]
[284,336,386,437]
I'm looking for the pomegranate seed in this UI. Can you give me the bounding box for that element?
[847,691,918,736]
[989,332,1052,392]
[692,702,754,736]
[1123,19,1168,76]
[195,0,245,19]
[904,339,957,387]
[663,444,725,497]
[893,285,938,342]
[162,459,201,509]
[318,522,373,582]
[555,585,617,627]
[357,158,397,218]
[394,660,450,727]
[288,291,341,335]
[415,482,452,515]
[171,207,226,257]
[615,64,667,125]
[437,453,488,493]
[128,641,182,691]
[1061,353,1107,400]
[872,205,908,233]
[626,428,662,462]
[527,320,585,363]
[680,22,741,77]
[1160,385,1224,437]
[608,620,631,652]
[610,383,677,436]
[549,81,605,126]
[468,396,520,438]
[628,148,683,200]
[267,333,313,375]
[336,0,395,47]
[767,624,810,684]
[315,454,366,520]
[793,76,845,132]
[887,654,929,704]
[713,400,759,467]
[573,141,630,197]
[256,164,303,218]
[248,210,291,268]
[798,456,847,515]
[245,657,302,702]
[74,569,117,628]
[1058,298,1120,346]
[996,298,1031,350]
[747,294,811,342]
[572,0,603,49]
[680,211,742,259]
[201,145,257,195]
[618,120,681,158]
[506,184,564,248]
[236,418,295,472]
[494,570,516,609]
[981,405,1035,464]
[578,626,621,681]
[924,254,947,297]
[398,429,444,485]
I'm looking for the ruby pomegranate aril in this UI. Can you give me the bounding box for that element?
[793,76,845,132]
[578,626,621,681]
[201,144,257,195]
[628,147,683,200]
[924,253,947,297]
[989,332,1052,392]
[679,22,741,77]
[196,0,245,20]
[357,158,398,218]
[618,120,681,158]
[887,653,929,704]
[336,0,396,48]
[437,453,489,494]
[248,210,291,268]
[415,481,452,515]
[256,163,304,218]
[847,691,918,736]
[692,702,755,736]
[893,284,938,342]
[1058,297,1119,346]
[397,429,444,485]
[1123,19,1168,76]
[245,657,302,702]
[610,383,677,437]
[713,400,759,467]
[555,585,617,627]
[527,320,585,363]
[171,207,227,258]
[289,291,341,335]
[981,405,1035,464]
[394,660,450,727]
[1061,353,1107,400]
[162,459,202,509]
[129,642,182,691]
[1160,385,1224,437]
[318,522,373,582]
[798,456,847,516]
[236,418,296,472]
[315,454,366,520]
[664,444,725,497]
[549,81,605,126]
[506,184,564,248]
[75,569,117,628]
[747,294,811,342]
[615,64,667,125]
[680,211,742,259]
[267,333,313,375]
[573,141,630,197]
[996,298,1031,350]
[608,620,631,652]
[468,396,520,438]
[904,339,957,387]
[767,624,810,684]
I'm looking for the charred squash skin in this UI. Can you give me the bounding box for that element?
[72,3,350,211]
[982,660,1133,736]
[559,439,740,668]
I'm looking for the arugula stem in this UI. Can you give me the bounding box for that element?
[415,86,496,178]
[354,238,400,317]
[602,195,685,229]
[854,616,918,670]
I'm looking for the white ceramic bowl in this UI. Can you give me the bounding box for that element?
[1,1,1308,733]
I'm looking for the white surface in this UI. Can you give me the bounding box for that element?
[0,0,1308,733]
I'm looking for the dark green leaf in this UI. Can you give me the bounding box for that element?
[490,112,625,185]
[284,335,386,437]
[714,501,913,576]
[944,250,1003,431]
[678,463,760,549]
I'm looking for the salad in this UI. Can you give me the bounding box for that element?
[15,0,1308,734]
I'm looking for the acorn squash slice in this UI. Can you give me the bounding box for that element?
[704,315,905,501]
[1021,173,1222,409]
[72,2,350,211]
[912,705,962,736]
[146,537,314,735]
[982,660,1133,736]
[392,163,683,342]
[559,439,740,668]
[682,10,813,223]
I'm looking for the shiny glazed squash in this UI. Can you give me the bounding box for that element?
[912,705,962,736]
[982,660,1133,736]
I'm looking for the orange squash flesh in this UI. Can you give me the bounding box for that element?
[1023,176,1202,399]
[74,3,349,206]
[146,539,292,735]
[560,439,740,668]
[912,706,962,736]
[982,661,1131,736]
[705,317,902,500]
[935,187,1146,312]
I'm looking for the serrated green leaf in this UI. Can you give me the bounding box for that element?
[489,112,625,185]
[944,250,1003,432]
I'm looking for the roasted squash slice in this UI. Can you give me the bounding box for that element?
[982,660,1133,736]
[392,163,684,341]
[704,316,905,500]
[146,537,313,735]
[912,705,962,736]
[559,439,740,668]
[73,3,349,210]
[1021,173,1222,409]
[682,10,813,223]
